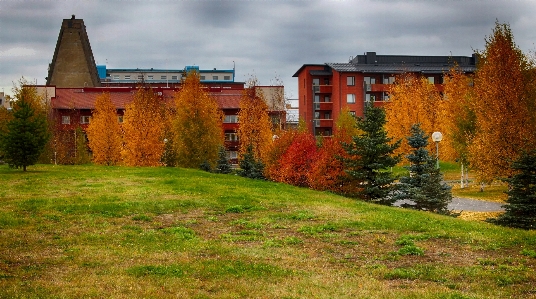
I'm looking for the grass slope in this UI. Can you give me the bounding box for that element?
[0,164,534,298]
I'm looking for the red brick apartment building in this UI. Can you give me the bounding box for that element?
[293,52,477,136]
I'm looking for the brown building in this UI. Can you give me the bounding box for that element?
[293,52,477,136]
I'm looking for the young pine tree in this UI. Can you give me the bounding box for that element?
[488,151,536,229]
[214,145,233,174]
[396,124,453,214]
[239,144,265,179]
[343,103,400,205]
[0,98,49,171]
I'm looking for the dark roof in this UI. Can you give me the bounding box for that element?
[326,62,476,74]
[293,52,477,77]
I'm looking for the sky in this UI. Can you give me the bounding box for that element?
[1,0,536,100]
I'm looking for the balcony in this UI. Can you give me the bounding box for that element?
[314,119,333,128]
[313,85,332,94]
[370,84,390,92]
[313,102,333,111]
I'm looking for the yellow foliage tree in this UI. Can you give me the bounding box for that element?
[385,74,444,162]
[122,88,166,166]
[173,71,223,168]
[439,67,476,165]
[237,77,273,162]
[86,93,122,165]
[469,22,536,181]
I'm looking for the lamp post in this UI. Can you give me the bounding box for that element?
[432,132,443,169]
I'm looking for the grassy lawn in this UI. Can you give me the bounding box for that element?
[1,164,535,298]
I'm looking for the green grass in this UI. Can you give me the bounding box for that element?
[0,164,535,298]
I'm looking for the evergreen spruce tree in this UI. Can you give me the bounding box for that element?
[343,103,401,205]
[396,124,452,214]
[238,144,265,179]
[0,97,49,171]
[215,145,233,174]
[488,151,536,229]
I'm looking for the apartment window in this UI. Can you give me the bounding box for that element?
[62,115,70,125]
[325,112,331,119]
[225,133,239,142]
[224,115,239,123]
[347,93,356,104]
[137,75,143,80]
[312,78,320,86]
[200,76,206,80]
[349,111,356,116]
[314,95,320,103]
[172,75,178,80]
[389,77,395,84]
[161,75,167,80]
[148,75,154,80]
[124,75,131,80]
[428,77,435,84]
[347,76,355,86]
[324,96,331,102]
[213,76,219,80]
[366,94,371,102]
[226,151,238,160]
[118,116,124,123]
[324,78,330,85]
[80,116,91,124]
[314,112,320,119]
[224,75,231,80]
[113,75,120,80]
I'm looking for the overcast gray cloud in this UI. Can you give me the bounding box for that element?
[1,0,536,99]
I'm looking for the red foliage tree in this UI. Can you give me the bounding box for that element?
[275,131,317,187]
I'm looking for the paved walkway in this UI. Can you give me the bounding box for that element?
[394,197,505,212]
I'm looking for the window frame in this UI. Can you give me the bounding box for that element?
[61,115,70,125]
[347,93,356,104]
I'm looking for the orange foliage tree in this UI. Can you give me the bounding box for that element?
[173,71,223,168]
[439,67,476,165]
[307,108,356,193]
[122,88,166,166]
[385,74,444,162]
[469,22,536,181]
[237,77,273,163]
[86,93,122,165]
[264,127,298,181]
[274,131,317,187]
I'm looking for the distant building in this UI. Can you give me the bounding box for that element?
[293,52,477,136]
[0,92,9,109]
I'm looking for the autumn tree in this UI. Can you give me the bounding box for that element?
[308,108,357,193]
[343,103,400,205]
[237,77,273,163]
[122,88,166,166]
[395,124,453,214]
[0,107,13,159]
[0,95,49,171]
[86,93,122,165]
[174,71,223,168]
[469,22,536,181]
[385,74,444,162]
[264,127,298,181]
[275,131,317,187]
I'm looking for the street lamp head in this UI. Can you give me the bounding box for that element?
[432,131,443,142]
